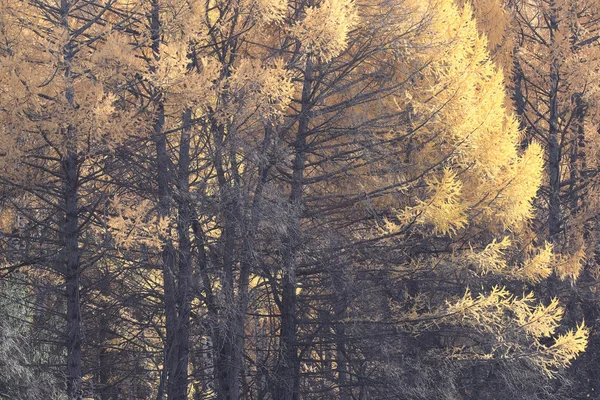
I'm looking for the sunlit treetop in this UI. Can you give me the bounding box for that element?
[290,0,359,62]
[392,1,544,233]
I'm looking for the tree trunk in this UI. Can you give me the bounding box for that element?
[569,92,586,215]
[64,147,82,400]
[512,56,530,150]
[148,2,192,398]
[274,57,313,400]
[171,108,194,400]
[334,282,350,400]
[213,121,241,400]
[155,100,180,399]
[548,4,561,241]
[60,1,82,396]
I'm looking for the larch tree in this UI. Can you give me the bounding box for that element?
[0,0,143,398]
[105,0,296,398]
[313,0,590,397]
[506,0,600,250]
[456,0,515,70]
[501,0,600,396]
[230,0,590,396]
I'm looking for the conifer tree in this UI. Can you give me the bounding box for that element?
[0,0,142,397]
[497,0,600,395]
[312,0,589,396]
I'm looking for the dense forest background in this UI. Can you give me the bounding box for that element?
[1,0,600,398]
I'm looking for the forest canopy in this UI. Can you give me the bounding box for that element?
[0,0,599,399]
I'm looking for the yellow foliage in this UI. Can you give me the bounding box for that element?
[107,197,171,250]
[541,323,589,373]
[554,246,586,282]
[514,242,554,284]
[464,236,511,275]
[403,168,467,236]
[489,141,545,228]
[90,32,143,80]
[444,286,512,331]
[146,41,192,90]
[253,0,288,24]
[511,294,563,338]
[391,1,544,233]
[426,287,587,374]
[0,1,146,159]
[457,0,514,71]
[291,0,359,62]
[225,58,294,121]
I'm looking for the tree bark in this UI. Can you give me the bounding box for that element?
[60,0,83,396]
[548,3,562,241]
[148,2,192,398]
[64,147,82,400]
[171,108,194,400]
[274,57,313,400]
[213,120,241,400]
[569,92,586,215]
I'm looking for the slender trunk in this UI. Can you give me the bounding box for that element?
[156,101,179,399]
[64,147,82,400]
[230,134,248,400]
[569,93,586,215]
[275,253,300,400]
[154,103,184,399]
[97,281,112,400]
[334,284,350,400]
[192,203,219,399]
[274,57,313,400]
[512,58,526,129]
[213,121,240,400]
[150,60,178,397]
[230,247,250,400]
[543,3,564,306]
[190,335,212,400]
[172,108,194,400]
[512,56,530,150]
[214,332,237,400]
[148,2,189,398]
[60,1,82,396]
[548,4,561,241]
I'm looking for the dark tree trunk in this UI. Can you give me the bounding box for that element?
[334,283,350,400]
[569,92,586,215]
[171,108,194,400]
[154,98,180,399]
[512,56,530,150]
[64,148,82,400]
[60,1,83,395]
[97,278,113,400]
[274,57,314,400]
[548,5,561,241]
[148,2,192,398]
[213,120,241,400]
